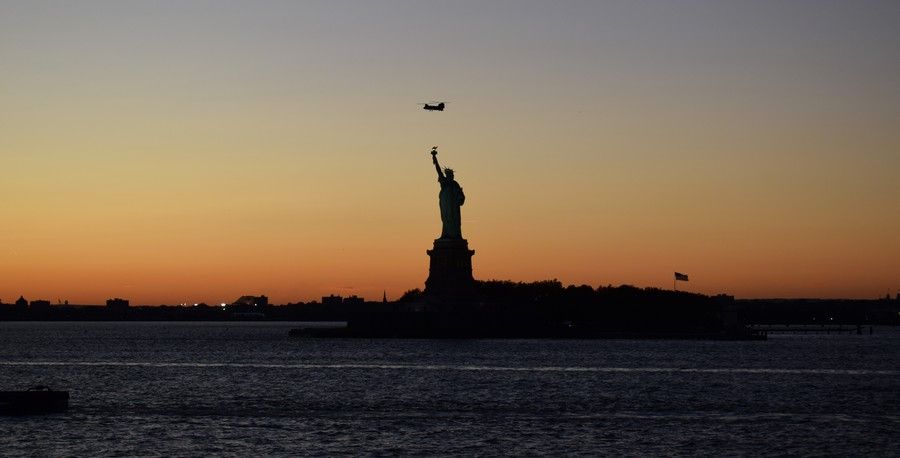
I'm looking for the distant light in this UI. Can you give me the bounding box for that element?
[220,303,227,307]
[193,303,198,307]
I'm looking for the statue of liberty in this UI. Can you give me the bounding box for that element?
[430,147,465,239]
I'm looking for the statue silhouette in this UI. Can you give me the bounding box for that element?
[431,147,465,239]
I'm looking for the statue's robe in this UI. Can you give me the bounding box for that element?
[438,176,465,239]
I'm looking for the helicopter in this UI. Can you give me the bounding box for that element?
[420,102,446,111]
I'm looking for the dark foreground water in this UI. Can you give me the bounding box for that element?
[1,322,897,456]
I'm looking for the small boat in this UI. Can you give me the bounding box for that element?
[0,386,69,415]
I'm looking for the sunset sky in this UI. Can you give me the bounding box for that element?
[2,1,899,304]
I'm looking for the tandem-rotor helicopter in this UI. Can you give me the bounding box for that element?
[420,101,447,111]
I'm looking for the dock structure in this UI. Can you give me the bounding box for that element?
[750,325,872,336]
[0,387,69,415]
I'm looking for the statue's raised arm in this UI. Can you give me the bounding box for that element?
[431,147,445,179]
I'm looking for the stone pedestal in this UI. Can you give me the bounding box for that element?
[425,238,475,297]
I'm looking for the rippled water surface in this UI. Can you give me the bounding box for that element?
[1,322,898,456]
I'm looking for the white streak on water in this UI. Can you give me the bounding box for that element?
[0,361,895,375]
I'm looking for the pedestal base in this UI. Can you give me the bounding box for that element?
[425,238,475,297]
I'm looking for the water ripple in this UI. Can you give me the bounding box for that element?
[1,360,896,376]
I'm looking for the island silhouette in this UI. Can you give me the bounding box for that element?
[286,148,897,339]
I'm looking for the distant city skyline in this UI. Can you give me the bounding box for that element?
[2,1,899,304]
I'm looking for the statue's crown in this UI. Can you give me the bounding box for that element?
[444,168,454,174]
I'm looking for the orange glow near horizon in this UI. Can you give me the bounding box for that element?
[2,2,899,304]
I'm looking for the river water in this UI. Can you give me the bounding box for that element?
[1,322,897,456]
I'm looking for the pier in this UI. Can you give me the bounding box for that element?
[749,325,873,335]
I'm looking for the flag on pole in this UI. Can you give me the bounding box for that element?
[674,272,689,281]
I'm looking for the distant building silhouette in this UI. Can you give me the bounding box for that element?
[105,298,130,319]
[344,295,364,305]
[321,294,364,305]
[233,295,268,307]
[29,300,51,314]
[10,296,28,314]
[227,295,268,319]
[106,298,130,309]
[322,295,342,305]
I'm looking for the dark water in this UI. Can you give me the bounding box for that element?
[1,322,897,456]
